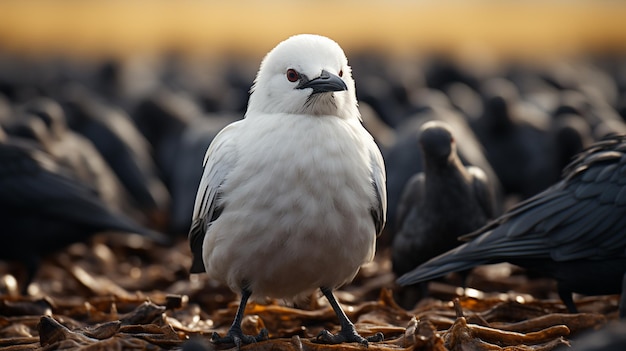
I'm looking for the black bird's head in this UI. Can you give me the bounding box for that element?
[419,121,455,165]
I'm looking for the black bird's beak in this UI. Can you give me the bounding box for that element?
[297,70,347,94]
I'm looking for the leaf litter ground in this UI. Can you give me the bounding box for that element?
[0,235,619,350]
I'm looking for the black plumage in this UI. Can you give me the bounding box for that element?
[391,121,496,307]
[11,98,136,216]
[472,78,554,198]
[132,88,199,186]
[383,98,502,238]
[397,135,626,313]
[393,121,496,276]
[132,89,235,234]
[0,130,169,291]
[61,91,171,226]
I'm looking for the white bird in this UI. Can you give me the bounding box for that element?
[188,34,387,347]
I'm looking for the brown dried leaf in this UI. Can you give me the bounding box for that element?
[80,320,121,339]
[443,316,570,351]
[38,316,97,347]
[119,302,166,326]
[490,313,607,334]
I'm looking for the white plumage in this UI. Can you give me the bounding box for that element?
[189,34,386,346]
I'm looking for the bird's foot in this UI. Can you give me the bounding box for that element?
[211,327,268,348]
[316,328,383,346]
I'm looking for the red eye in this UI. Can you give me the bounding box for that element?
[338,69,343,77]
[286,69,300,82]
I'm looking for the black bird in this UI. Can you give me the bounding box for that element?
[393,121,496,274]
[61,90,171,228]
[0,130,169,292]
[549,113,593,183]
[168,115,234,234]
[392,121,497,307]
[11,98,136,216]
[383,99,501,240]
[132,88,200,186]
[397,135,626,313]
[472,78,553,199]
[132,89,235,234]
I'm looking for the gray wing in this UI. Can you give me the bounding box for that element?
[369,145,387,237]
[188,121,241,273]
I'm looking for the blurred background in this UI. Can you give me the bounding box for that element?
[1,1,626,59]
[1,0,626,301]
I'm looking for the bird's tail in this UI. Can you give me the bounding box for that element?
[396,241,488,286]
[396,226,547,286]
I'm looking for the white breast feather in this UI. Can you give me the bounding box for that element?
[202,113,378,299]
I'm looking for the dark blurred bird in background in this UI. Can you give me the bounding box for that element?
[0,94,13,125]
[392,120,497,308]
[132,88,236,234]
[397,135,626,314]
[5,97,138,217]
[549,113,594,180]
[60,88,171,230]
[383,93,502,240]
[132,88,201,186]
[0,128,169,293]
[471,78,554,200]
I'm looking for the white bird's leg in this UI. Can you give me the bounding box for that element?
[211,288,269,347]
[316,287,384,346]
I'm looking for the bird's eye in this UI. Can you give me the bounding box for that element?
[286,69,300,82]
[338,69,343,77]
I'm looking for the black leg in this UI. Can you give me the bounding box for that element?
[211,288,268,348]
[557,285,578,313]
[316,287,383,346]
[619,274,626,321]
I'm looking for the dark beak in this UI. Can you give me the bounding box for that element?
[297,70,347,94]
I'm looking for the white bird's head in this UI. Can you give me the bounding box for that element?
[246,34,360,121]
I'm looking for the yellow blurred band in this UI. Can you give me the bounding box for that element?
[0,1,625,59]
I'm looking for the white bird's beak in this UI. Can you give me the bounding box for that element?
[297,70,347,94]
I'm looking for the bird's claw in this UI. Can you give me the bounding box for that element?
[367,332,384,343]
[315,329,383,346]
[211,328,268,348]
